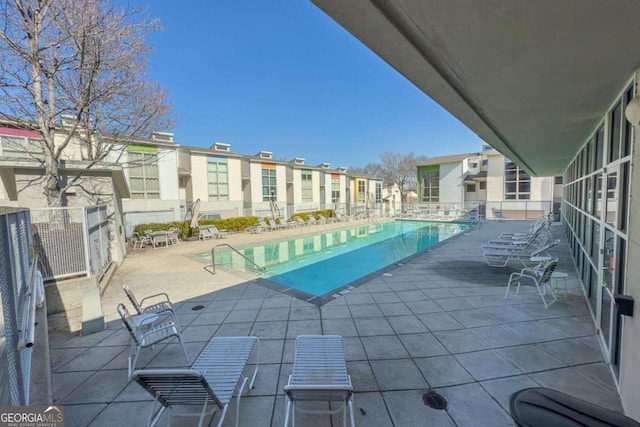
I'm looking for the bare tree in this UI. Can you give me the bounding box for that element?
[346,162,384,178]
[0,0,173,206]
[379,152,428,210]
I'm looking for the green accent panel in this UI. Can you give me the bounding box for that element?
[301,169,313,174]
[127,144,157,153]
[417,165,439,172]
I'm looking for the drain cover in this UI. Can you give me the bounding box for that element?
[423,390,447,410]
[191,305,205,311]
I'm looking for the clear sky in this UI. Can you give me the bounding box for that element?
[137,0,484,168]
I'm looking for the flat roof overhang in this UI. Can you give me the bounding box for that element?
[0,159,130,200]
[310,0,640,176]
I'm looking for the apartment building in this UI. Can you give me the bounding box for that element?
[0,124,381,227]
[417,144,563,219]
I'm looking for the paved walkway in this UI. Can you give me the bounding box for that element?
[49,220,624,426]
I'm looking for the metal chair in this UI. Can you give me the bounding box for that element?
[122,284,180,329]
[505,258,558,308]
[284,335,354,427]
[117,303,189,378]
[132,336,259,427]
[132,232,152,249]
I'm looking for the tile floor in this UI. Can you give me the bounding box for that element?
[48,220,624,426]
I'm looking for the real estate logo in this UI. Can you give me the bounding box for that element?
[0,406,63,427]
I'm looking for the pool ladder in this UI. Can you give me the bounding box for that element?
[208,243,266,276]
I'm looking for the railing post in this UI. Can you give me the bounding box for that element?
[82,207,91,277]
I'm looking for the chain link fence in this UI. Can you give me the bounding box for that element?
[0,208,35,405]
[30,206,111,281]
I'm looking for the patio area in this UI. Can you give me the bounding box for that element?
[48,220,622,426]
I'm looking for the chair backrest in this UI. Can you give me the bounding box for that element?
[122,284,142,313]
[131,369,224,410]
[268,219,277,227]
[531,239,560,257]
[539,259,559,284]
[117,303,139,345]
[259,219,269,227]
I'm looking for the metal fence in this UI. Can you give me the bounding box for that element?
[411,201,559,221]
[30,206,111,281]
[123,209,176,238]
[0,208,35,405]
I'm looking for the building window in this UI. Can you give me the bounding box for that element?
[470,162,478,168]
[331,175,340,203]
[128,149,160,199]
[421,169,439,202]
[504,160,530,200]
[0,135,43,159]
[357,180,366,202]
[479,181,486,190]
[555,176,563,185]
[262,164,277,201]
[466,184,476,193]
[207,156,229,200]
[375,182,382,202]
[482,159,488,166]
[301,169,313,202]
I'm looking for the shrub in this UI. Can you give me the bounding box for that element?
[134,216,261,239]
[291,209,335,221]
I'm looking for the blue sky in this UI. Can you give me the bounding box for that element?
[138,0,483,167]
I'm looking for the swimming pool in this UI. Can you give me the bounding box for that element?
[212,220,475,299]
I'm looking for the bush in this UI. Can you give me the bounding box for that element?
[291,209,335,221]
[134,216,260,239]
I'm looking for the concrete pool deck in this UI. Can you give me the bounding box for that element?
[48,219,625,426]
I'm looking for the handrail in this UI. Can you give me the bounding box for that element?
[18,254,39,350]
[210,243,265,275]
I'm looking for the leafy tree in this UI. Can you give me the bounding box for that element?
[0,0,173,206]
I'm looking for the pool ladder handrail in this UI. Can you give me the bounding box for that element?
[210,243,266,275]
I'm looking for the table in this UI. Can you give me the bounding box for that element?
[550,271,569,297]
[148,231,170,248]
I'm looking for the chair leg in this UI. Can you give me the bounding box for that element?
[177,334,190,364]
[284,399,292,427]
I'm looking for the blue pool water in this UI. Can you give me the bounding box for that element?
[214,220,475,297]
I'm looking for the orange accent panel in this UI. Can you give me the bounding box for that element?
[262,163,276,170]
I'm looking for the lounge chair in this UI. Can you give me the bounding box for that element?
[505,258,558,308]
[209,225,229,239]
[117,303,189,378]
[132,336,259,427]
[284,335,354,427]
[122,284,179,328]
[268,218,285,230]
[484,225,550,249]
[483,239,560,268]
[199,226,214,240]
[510,387,640,427]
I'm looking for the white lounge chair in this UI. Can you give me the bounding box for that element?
[209,225,229,239]
[483,239,560,268]
[505,258,558,308]
[117,303,189,378]
[132,336,259,427]
[284,335,354,427]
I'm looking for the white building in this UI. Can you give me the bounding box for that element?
[418,144,563,219]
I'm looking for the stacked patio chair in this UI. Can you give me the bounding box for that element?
[132,336,260,427]
[284,335,355,427]
[117,303,189,378]
[122,284,180,328]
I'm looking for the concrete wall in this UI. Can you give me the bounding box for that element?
[439,163,463,205]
